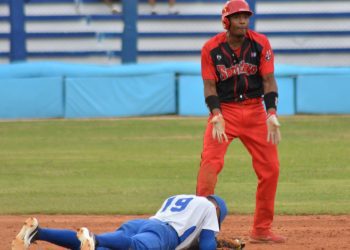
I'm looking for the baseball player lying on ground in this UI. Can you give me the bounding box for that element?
[11,194,244,250]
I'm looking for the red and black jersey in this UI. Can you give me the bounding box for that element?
[201,30,274,102]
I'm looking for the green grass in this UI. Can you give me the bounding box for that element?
[0,116,349,215]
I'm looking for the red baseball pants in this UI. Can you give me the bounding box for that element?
[196,100,280,233]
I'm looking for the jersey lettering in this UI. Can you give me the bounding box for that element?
[216,61,258,81]
[161,196,194,213]
[161,197,176,212]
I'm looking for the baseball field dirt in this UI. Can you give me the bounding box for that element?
[2,215,349,249]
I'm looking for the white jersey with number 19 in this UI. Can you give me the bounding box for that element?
[150,194,219,249]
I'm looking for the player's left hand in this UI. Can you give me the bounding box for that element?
[266,111,281,144]
[210,113,228,143]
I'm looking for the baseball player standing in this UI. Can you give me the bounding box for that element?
[196,0,285,244]
[12,194,228,250]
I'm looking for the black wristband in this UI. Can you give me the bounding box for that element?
[264,92,278,111]
[205,95,221,113]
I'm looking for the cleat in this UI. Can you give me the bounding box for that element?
[77,227,95,250]
[11,217,39,250]
[250,231,286,244]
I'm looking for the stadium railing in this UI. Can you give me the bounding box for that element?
[0,0,350,65]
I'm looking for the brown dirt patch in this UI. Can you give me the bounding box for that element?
[2,215,349,250]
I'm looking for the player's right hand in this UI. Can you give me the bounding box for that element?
[266,111,281,144]
[210,113,228,143]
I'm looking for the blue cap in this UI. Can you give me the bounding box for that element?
[208,195,228,227]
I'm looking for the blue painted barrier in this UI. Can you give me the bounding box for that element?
[65,74,176,118]
[0,62,349,119]
[0,77,63,118]
[297,75,350,114]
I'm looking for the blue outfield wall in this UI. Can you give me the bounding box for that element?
[179,75,296,116]
[65,74,176,118]
[0,62,350,119]
[0,77,63,119]
[296,75,350,114]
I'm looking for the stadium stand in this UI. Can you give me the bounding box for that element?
[1,0,350,66]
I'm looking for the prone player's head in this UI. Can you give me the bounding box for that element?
[222,0,253,36]
[207,195,228,227]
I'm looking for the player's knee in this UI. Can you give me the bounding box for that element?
[200,158,224,173]
[265,164,280,181]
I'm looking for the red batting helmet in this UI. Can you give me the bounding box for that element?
[222,0,253,30]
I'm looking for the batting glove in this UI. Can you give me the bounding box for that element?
[266,111,281,145]
[210,113,228,143]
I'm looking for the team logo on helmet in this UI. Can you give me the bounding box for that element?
[222,6,229,14]
[217,54,222,61]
